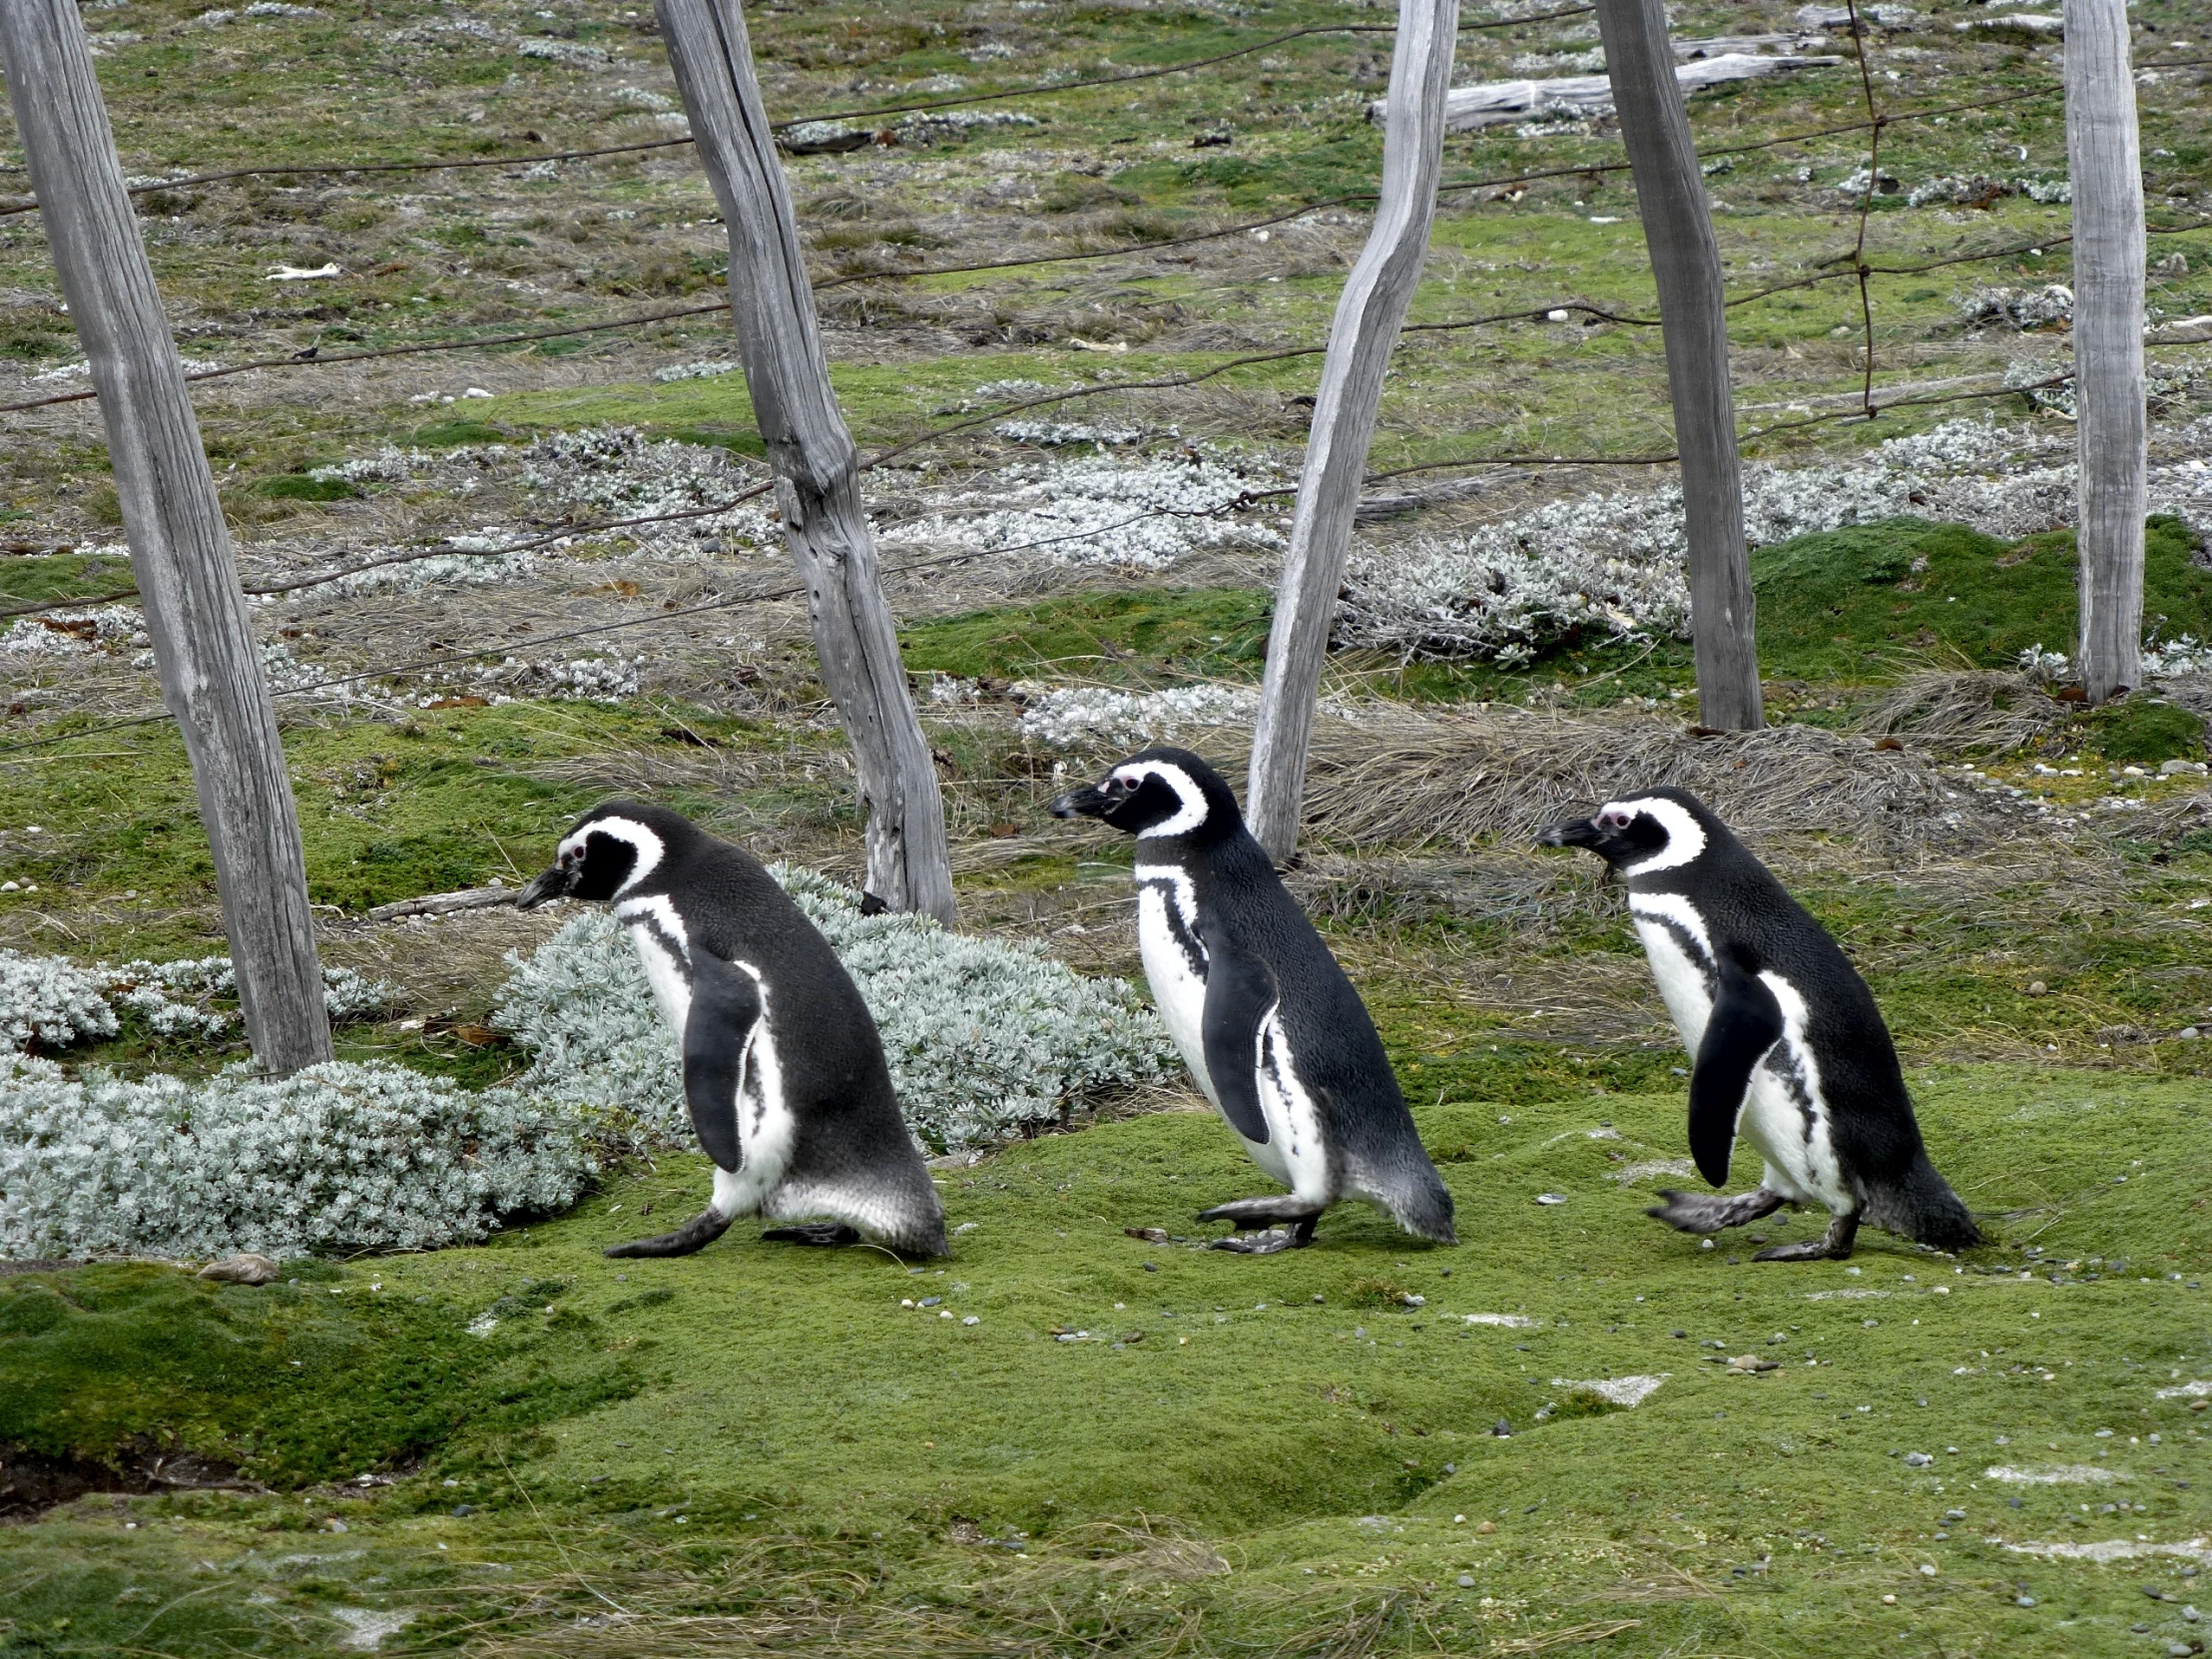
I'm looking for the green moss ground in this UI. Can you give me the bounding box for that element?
[3,1076,2207,1655]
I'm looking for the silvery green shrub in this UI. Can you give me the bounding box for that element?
[0,951,390,1050]
[0,1054,595,1259]
[495,865,1174,1151]
[1334,418,2125,663]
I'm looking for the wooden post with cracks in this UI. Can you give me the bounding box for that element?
[657,0,955,920]
[1596,0,1764,731]
[0,0,333,1071]
[2064,0,2146,703]
[1245,0,1458,863]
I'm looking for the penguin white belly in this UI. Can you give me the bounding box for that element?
[1134,866,1217,1107]
[1630,900,1714,1053]
[1252,1009,1332,1203]
[717,1011,799,1221]
[618,895,695,1032]
[1740,973,1851,1212]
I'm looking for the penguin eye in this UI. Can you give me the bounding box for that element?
[1603,810,1635,830]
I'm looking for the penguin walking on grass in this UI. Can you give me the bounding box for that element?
[1051,749,1455,1255]
[1540,787,1978,1262]
[517,802,946,1259]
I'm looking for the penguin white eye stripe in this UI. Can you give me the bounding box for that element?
[1609,796,1706,877]
[1120,762,1210,838]
[563,816,666,892]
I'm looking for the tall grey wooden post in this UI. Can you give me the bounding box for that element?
[1596,0,1764,731]
[1,0,332,1072]
[1245,0,1457,862]
[2065,0,2146,703]
[657,0,954,921]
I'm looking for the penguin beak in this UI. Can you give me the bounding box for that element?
[1538,816,1603,849]
[514,864,574,910]
[1049,784,1110,821]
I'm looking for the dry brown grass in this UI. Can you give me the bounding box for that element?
[1296,705,2016,855]
[1857,668,2069,754]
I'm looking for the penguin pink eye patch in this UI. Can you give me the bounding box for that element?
[1601,810,1635,830]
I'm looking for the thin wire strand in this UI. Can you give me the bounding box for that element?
[0,7,1603,219]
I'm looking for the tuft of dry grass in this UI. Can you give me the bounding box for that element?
[1857,669,2069,754]
[1297,706,2016,854]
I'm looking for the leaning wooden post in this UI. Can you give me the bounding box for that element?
[2064,0,2146,703]
[656,0,954,921]
[0,0,332,1071]
[1245,0,1458,863]
[1595,0,1764,731]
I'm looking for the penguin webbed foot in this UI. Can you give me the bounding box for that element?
[1195,1197,1326,1228]
[1209,1217,1318,1256]
[761,1222,863,1248]
[1197,1198,1323,1256]
[603,1207,735,1259]
[1647,1187,1787,1235]
[1753,1212,1859,1263]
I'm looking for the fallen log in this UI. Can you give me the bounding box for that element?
[1375,53,1841,130]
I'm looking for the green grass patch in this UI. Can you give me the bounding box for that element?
[256,474,358,503]
[0,701,836,955]
[1749,514,2212,681]
[0,553,132,607]
[0,1263,641,1487]
[900,587,1273,685]
[3,1072,2206,1655]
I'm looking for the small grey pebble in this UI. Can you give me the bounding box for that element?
[2169,1645,2193,1658]
[1491,1419,1513,1437]
[452,1504,474,1517]
[2015,1595,2036,1608]
[1143,1262,1158,1272]
[1456,1575,1475,1589]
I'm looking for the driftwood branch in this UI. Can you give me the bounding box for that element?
[1598,0,1764,731]
[0,0,332,1071]
[1370,50,1838,130]
[1247,0,1458,861]
[657,0,955,920]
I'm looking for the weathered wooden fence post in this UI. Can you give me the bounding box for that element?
[0,0,333,1071]
[1245,0,1458,863]
[2064,0,2146,703]
[1595,0,1764,731]
[656,0,955,921]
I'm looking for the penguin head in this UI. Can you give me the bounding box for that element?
[516,801,682,908]
[1539,787,1714,879]
[1049,747,1240,842]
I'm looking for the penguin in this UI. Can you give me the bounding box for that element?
[1049,748,1455,1254]
[515,801,947,1259]
[1539,786,1978,1261]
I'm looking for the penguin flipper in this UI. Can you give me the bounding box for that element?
[683,948,764,1173]
[1198,925,1276,1146]
[1687,960,1785,1187]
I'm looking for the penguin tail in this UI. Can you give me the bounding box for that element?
[885,1216,950,1259]
[1382,1167,1457,1247]
[1866,1152,1980,1252]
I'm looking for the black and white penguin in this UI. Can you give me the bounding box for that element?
[1050,749,1455,1254]
[1540,787,1978,1261]
[516,801,947,1259]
